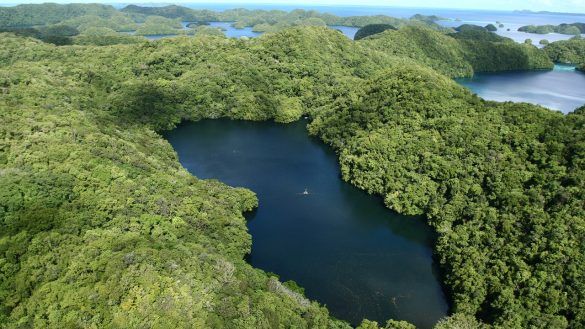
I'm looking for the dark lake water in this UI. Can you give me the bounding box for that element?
[456,64,585,113]
[165,119,448,328]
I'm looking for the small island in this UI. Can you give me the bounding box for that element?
[518,22,585,35]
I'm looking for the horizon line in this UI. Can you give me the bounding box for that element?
[1,1,585,15]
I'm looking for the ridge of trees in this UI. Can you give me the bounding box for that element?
[544,37,585,65]
[519,23,585,35]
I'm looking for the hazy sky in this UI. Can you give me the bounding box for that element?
[2,0,585,13]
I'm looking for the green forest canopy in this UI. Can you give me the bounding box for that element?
[544,37,585,65]
[360,26,552,77]
[0,5,584,329]
[0,3,117,27]
[353,24,397,40]
[518,23,585,35]
[0,2,444,34]
[0,3,452,40]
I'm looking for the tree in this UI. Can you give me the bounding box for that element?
[275,97,304,123]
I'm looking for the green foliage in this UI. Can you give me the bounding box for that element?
[519,24,556,34]
[135,16,183,36]
[0,3,448,46]
[298,17,328,27]
[121,5,443,33]
[0,3,117,28]
[0,9,583,329]
[410,14,446,23]
[308,61,585,328]
[0,25,80,45]
[544,37,585,64]
[250,17,328,33]
[434,313,486,329]
[362,26,474,77]
[78,26,119,36]
[452,25,509,42]
[121,4,219,22]
[275,97,304,123]
[485,24,497,32]
[519,23,585,35]
[0,31,355,329]
[354,24,397,40]
[222,8,408,29]
[362,26,552,77]
[357,319,416,329]
[73,32,147,46]
[455,37,553,73]
[60,14,138,32]
[560,25,582,35]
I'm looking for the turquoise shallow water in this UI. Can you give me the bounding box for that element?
[165,119,448,328]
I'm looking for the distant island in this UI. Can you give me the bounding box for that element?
[514,9,585,16]
[0,3,447,39]
[518,23,585,35]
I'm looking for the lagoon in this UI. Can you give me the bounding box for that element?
[165,119,448,328]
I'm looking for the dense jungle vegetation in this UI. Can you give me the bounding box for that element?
[0,3,117,27]
[360,26,552,77]
[0,3,444,38]
[518,23,585,35]
[353,24,397,40]
[120,5,445,31]
[544,37,585,65]
[1,4,584,329]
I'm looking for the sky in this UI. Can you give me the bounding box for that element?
[1,0,585,13]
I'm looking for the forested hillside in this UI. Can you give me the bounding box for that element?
[0,3,117,27]
[544,37,585,65]
[0,2,439,34]
[519,23,585,35]
[0,17,583,329]
[120,4,439,30]
[353,24,397,40]
[0,32,358,329]
[360,26,552,77]
[308,63,585,328]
